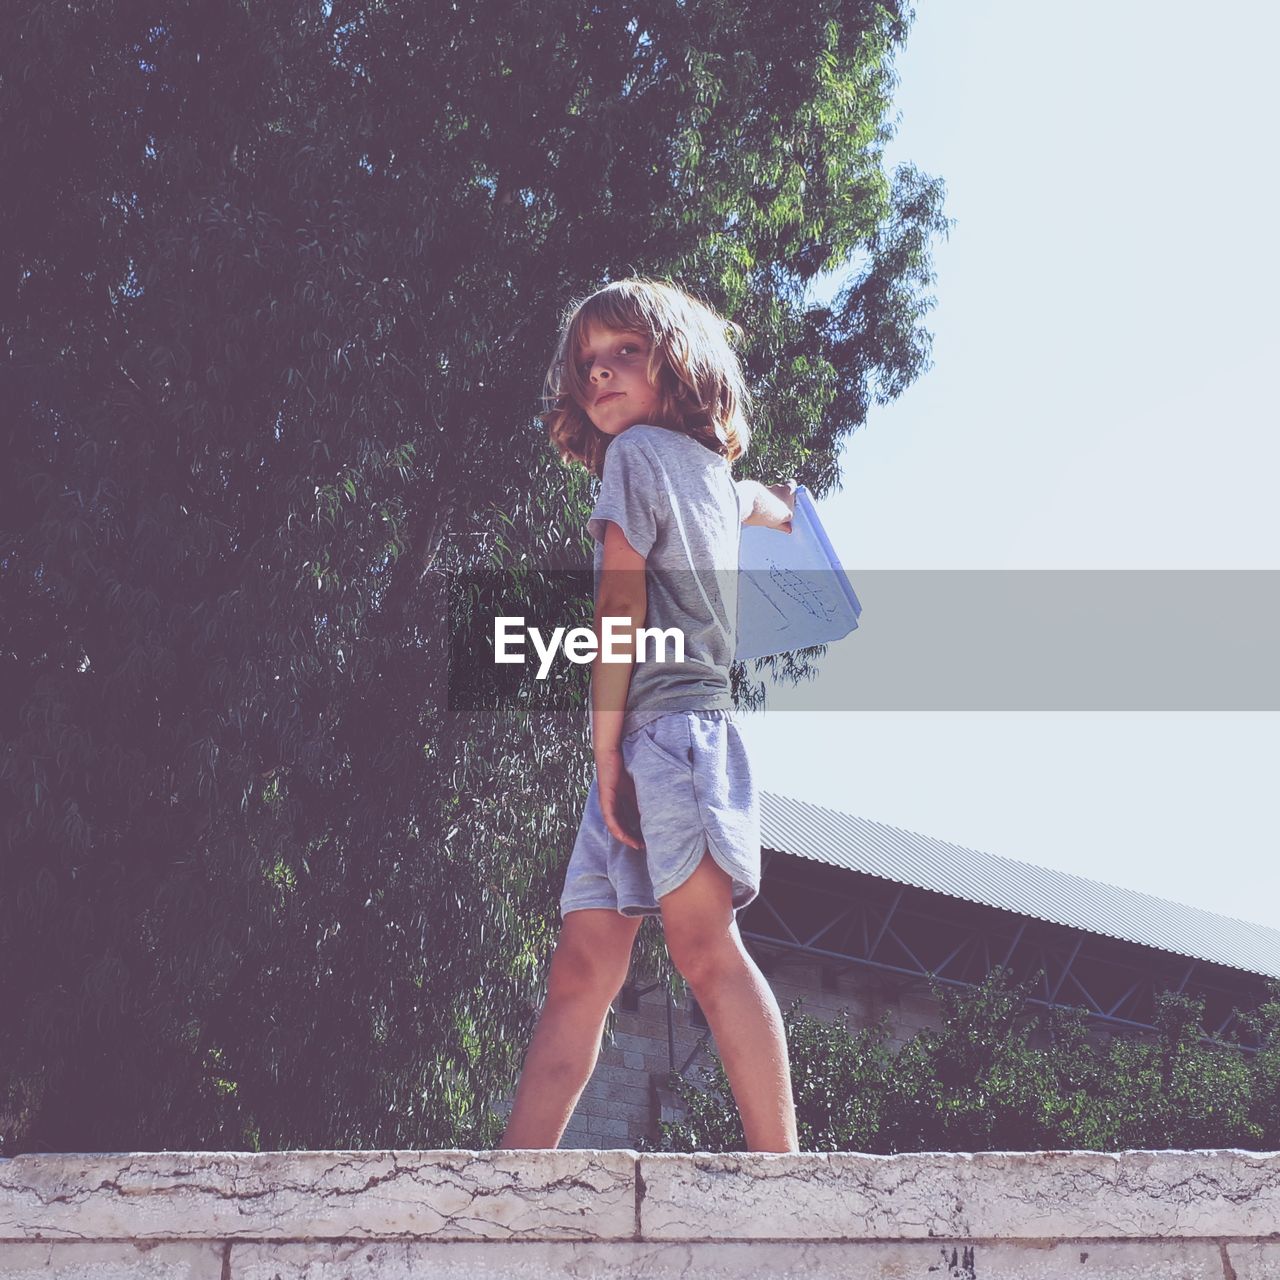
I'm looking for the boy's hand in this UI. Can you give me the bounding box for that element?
[739,477,798,532]
[596,748,645,851]
[765,480,797,534]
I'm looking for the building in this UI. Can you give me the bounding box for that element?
[499,790,1280,1150]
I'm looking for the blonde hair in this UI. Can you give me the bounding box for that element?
[540,277,753,478]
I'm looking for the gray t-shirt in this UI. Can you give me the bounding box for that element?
[587,423,743,738]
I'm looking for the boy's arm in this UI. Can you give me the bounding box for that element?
[591,520,648,851]
[736,478,796,532]
[591,520,647,760]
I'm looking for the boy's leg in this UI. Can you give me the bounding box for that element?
[659,850,799,1153]
[497,907,642,1150]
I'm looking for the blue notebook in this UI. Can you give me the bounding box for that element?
[734,485,862,661]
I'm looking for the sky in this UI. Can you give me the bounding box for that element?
[736,0,1280,929]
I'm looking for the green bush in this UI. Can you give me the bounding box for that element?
[638,968,1280,1152]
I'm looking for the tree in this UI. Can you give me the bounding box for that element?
[0,0,949,1153]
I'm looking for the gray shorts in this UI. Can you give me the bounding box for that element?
[559,709,761,920]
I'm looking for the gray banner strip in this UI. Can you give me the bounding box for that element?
[759,570,1279,711]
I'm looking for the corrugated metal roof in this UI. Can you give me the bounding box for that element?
[760,790,1280,981]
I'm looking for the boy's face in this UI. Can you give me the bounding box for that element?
[574,322,662,437]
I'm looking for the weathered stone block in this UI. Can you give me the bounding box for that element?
[638,1149,1280,1241]
[0,1150,635,1241]
[0,1241,225,1278]
[1222,1240,1280,1278]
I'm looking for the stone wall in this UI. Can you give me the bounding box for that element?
[2,1148,1278,1277]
